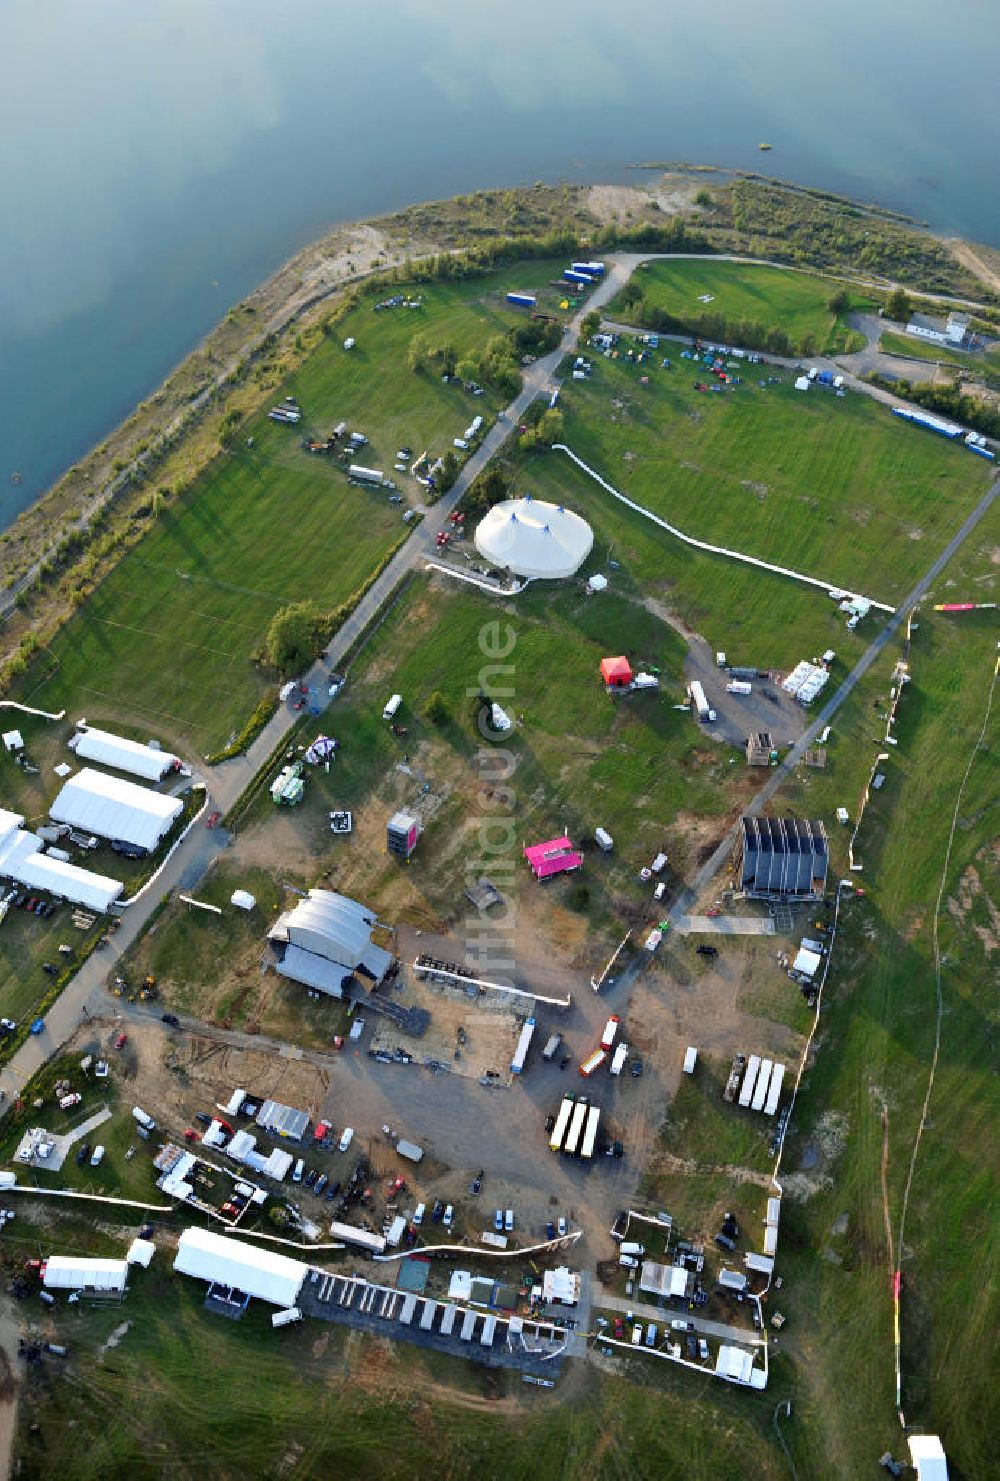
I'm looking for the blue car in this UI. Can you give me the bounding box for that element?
[30,1019,45,1036]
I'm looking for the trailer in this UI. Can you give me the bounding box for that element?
[891,406,964,440]
[572,261,606,276]
[600,1015,620,1051]
[763,1063,785,1116]
[506,292,537,308]
[328,1222,387,1255]
[563,269,595,285]
[271,1307,302,1328]
[481,1231,509,1250]
[564,1098,589,1156]
[348,464,384,485]
[542,1034,563,1062]
[738,1054,761,1108]
[726,681,752,696]
[510,1016,536,1075]
[751,1058,773,1112]
[578,1048,607,1078]
[549,1096,575,1152]
[579,1104,601,1160]
[395,1139,424,1164]
[609,1043,628,1077]
[688,680,712,722]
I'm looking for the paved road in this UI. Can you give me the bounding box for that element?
[598,1290,761,1347]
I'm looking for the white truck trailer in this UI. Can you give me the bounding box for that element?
[510,1016,536,1075]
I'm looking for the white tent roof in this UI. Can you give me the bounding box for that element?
[0,818,122,912]
[908,1436,949,1481]
[792,946,822,979]
[173,1226,307,1307]
[127,1238,156,1268]
[43,1255,129,1291]
[475,497,593,578]
[69,725,179,782]
[50,768,182,851]
[231,889,256,911]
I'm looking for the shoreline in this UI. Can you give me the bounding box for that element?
[1,170,997,682]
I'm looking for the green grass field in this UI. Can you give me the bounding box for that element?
[611,258,872,353]
[13,265,573,756]
[544,352,989,606]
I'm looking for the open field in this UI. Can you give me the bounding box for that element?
[12,265,574,756]
[546,350,990,604]
[608,258,873,354]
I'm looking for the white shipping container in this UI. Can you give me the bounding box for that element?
[738,1055,761,1109]
[751,1059,773,1112]
[609,1043,628,1077]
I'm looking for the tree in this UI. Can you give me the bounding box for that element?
[268,1204,291,1230]
[828,288,850,315]
[535,408,564,447]
[884,287,912,324]
[455,357,479,386]
[436,450,460,493]
[620,280,645,310]
[407,332,430,374]
[579,310,601,341]
[265,600,322,674]
[425,691,451,726]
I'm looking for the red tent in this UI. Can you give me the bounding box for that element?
[600,655,633,689]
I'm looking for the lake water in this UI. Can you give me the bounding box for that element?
[1,0,998,527]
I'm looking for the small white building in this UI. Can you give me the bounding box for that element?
[173,1226,307,1308]
[2,730,24,754]
[43,1255,129,1294]
[908,1435,949,1481]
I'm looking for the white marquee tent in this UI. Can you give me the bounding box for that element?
[43,1255,129,1293]
[475,497,593,579]
[0,809,122,912]
[69,724,180,782]
[50,768,182,852]
[173,1226,307,1307]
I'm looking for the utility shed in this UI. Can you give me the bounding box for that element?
[745,732,775,767]
[173,1226,307,1307]
[600,655,633,690]
[43,1256,129,1293]
[50,768,182,852]
[733,816,828,901]
[69,724,180,782]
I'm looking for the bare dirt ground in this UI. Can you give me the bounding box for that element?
[946,238,1000,296]
[0,1299,20,1481]
[586,175,702,226]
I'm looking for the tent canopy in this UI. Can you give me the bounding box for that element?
[600,655,633,688]
[69,725,179,782]
[173,1226,306,1307]
[474,497,593,579]
[50,768,183,851]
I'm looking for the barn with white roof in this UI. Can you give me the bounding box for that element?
[50,768,183,852]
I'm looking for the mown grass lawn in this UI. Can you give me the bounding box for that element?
[611,258,874,353]
[13,265,573,757]
[546,352,989,606]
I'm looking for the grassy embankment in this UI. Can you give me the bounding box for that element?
[11,265,572,757]
[608,257,872,354]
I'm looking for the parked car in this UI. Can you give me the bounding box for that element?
[504,1208,514,1232]
[613,1318,624,1339]
[161,1013,180,1027]
[314,1174,328,1196]
[544,1114,556,1133]
[114,1032,128,1050]
[94,1059,109,1079]
[337,1127,354,1153]
[183,1128,199,1142]
[304,1168,318,1188]
[645,1323,658,1347]
[59,1093,82,1109]
[546,1221,556,1240]
[631,1324,643,1346]
[686,1335,699,1360]
[696,944,719,957]
[42,962,58,976]
[698,1338,710,1361]
[90,1146,105,1167]
[469,1170,483,1196]
[715,1233,736,1252]
[631,1058,643,1078]
[413,1203,426,1226]
[292,1159,304,1183]
[194,1111,212,1126]
[431,1199,444,1223]
[494,1209,503,1231]
[557,1216,567,1237]
[325,1181,340,1202]
[75,1143,91,1166]
[0,1019,16,1034]
[442,1205,453,1229]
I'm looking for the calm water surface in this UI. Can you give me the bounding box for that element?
[1,0,998,523]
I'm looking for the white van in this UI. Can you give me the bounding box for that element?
[89,1145,105,1167]
[338,1127,354,1153]
[131,1106,156,1132]
[292,1158,304,1183]
[382,694,402,721]
[413,1202,426,1226]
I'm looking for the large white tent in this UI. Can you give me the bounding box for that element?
[69,724,180,782]
[0,809,122,912]
[173,1226,307,1307]
[43,1255,129,1293]
[474,497,593,579]
[50,768,182,851]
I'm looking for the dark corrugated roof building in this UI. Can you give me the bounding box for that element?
[734,817,828,901]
